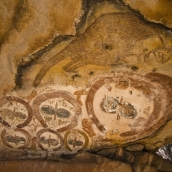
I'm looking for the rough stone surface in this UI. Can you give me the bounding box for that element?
[0,0,172,171]
[124,143,144,152]
[122,0,172,29]
[0,160,99,172]
[0,151,171,172]
[0,0,83,96]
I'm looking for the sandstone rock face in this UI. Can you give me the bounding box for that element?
[122,0,172,29]
[124,143,144,152]
[0,0,83,96]
[0,0,172,171]
[0,72,172,155]
[0,150,169,172]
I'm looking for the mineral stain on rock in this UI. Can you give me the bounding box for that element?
[101,95,137,119]
[56,108,70,118]
[14,111,27,120]
[116,103,137,119]
[6,135,26,145]
[40,136,59,147]
[68,138,83,147]
[41,106,70,118]
[0,109,27,120]
[101,95,119,113]
[41,105,55,115]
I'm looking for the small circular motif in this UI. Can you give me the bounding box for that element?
[0,96,33,128]
[32,91,81,132]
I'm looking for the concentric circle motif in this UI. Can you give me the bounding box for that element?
[32,91,81,132]
[86,72,172,142]
[0,96,33,128]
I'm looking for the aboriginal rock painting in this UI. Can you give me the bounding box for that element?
[1,129,31,149]
[34,13,172,87]
[0,97,33,128]
[32,91,81,131]
[85,72,172,141]
[101,95,137,119]
[0,72,172,152]
[64,129,89,152]
[37,129,63,151]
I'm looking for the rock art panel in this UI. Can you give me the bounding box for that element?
[32,91,81,132]
[0,72,171,154]
[1,1,172,165]
[1,128,31,149]
[34,12,172,87]
[64,129,89,152]
[86,72,172,142]
[36,129,63,151]
[0,96,33,128]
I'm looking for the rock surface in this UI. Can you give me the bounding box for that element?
[0,150,170,172]
[0,0,172,171]
[122,0,172,29]
[0,0,83,96]
[124,143,144,152]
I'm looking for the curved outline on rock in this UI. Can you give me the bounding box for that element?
[86,72,172,142]
[1,128,32,149]
[0,96,33,128]
[36,128,64,151]
[32,91,81,132]
[64,129,89,152]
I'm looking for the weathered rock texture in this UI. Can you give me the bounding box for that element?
[0,0,83,96]
[122,0,172,28]
[0,0,172,171]
[0,149,170,172]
